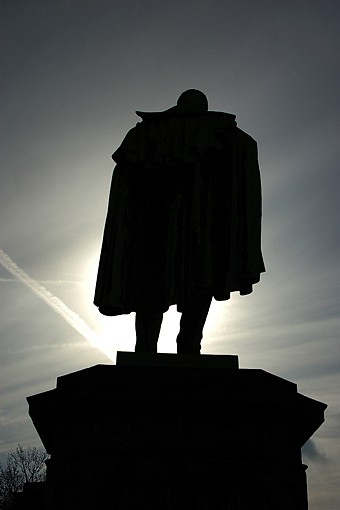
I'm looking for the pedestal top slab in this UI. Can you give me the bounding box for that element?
[116,351,239,369]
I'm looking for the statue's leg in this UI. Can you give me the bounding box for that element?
[135,311,163,353]
[176,296,212,354]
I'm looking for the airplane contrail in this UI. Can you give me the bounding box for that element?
[0,248,114,360]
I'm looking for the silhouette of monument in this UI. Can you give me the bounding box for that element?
[27,353,327,509]
[94,90,265,354]
[26,92,326,507]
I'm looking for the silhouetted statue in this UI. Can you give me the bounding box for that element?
[94,89,265,353]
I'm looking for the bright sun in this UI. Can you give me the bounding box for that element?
[83,252,228,359]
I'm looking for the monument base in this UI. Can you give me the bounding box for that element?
[27,352,326,509]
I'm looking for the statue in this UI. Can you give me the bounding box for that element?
[94,89,265,353]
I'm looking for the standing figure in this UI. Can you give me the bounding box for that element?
[94,89,265,354]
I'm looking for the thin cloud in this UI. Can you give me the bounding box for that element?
[302,439,326,464]
[0,277,87,284]
[0,249,114,361]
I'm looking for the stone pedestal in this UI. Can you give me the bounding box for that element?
[27,353,327,509]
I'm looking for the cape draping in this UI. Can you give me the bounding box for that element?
[94,113,265,316]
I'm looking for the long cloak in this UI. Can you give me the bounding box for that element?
[94,111,265,316]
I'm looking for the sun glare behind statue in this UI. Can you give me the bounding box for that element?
[82,254,127,362]
[152,301,231,355]
[84,254,233,359]
[85,253,180,357]
[157,306,181,353]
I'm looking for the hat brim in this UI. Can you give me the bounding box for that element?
[136,105,210,119]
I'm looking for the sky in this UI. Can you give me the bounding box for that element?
[1,0,339,507]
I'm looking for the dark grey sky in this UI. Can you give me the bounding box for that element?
[1,2,339,507]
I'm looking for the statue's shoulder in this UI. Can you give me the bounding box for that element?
[234,126,258,147]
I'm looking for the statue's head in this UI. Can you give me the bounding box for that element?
[176,89,209,112]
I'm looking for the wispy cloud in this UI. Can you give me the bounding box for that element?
[302,439,326,463]
[0,249,114,360]
[0,278,87,284]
